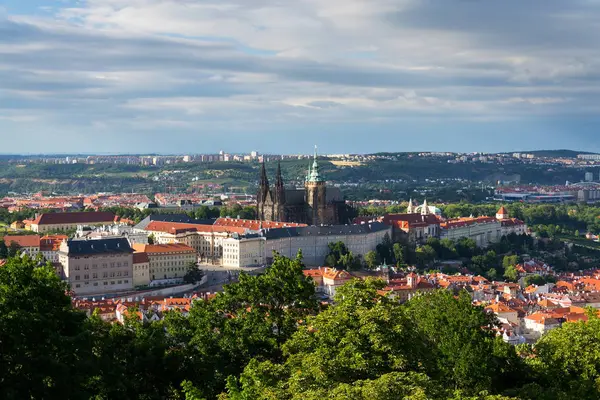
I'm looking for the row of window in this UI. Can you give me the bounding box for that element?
[74,279,130,288]
[74,271,129,280]
[73,261,128,271]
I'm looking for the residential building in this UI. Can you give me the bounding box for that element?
[58,238,134,296]
[3,235,40,258]
[303,267,354,298]
[31,211,116,233]
[379,272,436,302]
[132,243,196,282]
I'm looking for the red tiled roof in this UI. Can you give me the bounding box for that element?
[132,243,196,254]
[3,235,40,248]
[501,218,526,227]
[145,221,246,235]
[440,216,498,229]
[39,235,68,251]
[215,218,306,230]
[132,252,150,264]
[497,206,508,215]
[382,213,440,227]
[33,211,116,226]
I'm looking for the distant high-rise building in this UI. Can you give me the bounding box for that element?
[250,151,258,158]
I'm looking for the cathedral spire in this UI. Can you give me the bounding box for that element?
[275,160,286,204]
[258,161,270,202]
[307,145,324,182]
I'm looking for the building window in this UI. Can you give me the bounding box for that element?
[103,281,108,285]
[75,275,80,281]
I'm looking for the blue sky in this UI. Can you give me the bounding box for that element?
[2,0,600,154]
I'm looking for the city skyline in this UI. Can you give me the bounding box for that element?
[3,1,600,153]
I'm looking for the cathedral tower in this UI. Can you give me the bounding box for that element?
[257,161,273,220]
[273,161,286,221]
[305,146,327,225]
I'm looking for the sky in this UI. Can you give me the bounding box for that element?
[2,0,600,154]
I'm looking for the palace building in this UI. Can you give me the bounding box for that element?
[257,147,352,226]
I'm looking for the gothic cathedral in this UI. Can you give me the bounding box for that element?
[257,148,350,226]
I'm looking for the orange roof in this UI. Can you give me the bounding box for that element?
[486,303,516,314]
[214,218,306,230]
[497,206,508,215]
[303,267,353,281]
[39,234,68,251]
[145,221,246,235]
[440,216,498,229]
[132,243,196,254]
[538,299,558,308]
[3,235,40,248]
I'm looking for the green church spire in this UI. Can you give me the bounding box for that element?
[307,145,324,182]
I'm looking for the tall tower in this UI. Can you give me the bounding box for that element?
[257,161,272,221]
[305,146,327,225]
[273,161,286,221]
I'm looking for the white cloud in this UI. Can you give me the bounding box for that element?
[2,0,600,152]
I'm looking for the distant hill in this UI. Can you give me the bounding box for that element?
[527,149,598,158]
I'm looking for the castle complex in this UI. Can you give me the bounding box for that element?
[257,148,351,226]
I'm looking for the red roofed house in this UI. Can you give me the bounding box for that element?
[485,302,519,325]
[380,273,436,303]
[524,312,562,338]
[30,211,116,233]
[3,235,41,258]
[303,267,354,298]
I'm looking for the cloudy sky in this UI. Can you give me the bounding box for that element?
[2,0,600,154]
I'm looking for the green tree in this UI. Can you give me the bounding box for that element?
[530,315,600,398]
[0,256,95,399]
[503,265,519,282]
[393,242,405,265]
[364,250,378,270]
[183,261,204,284]
[416,245,436,269]
[6,241,21,257]
[0,240,7,258]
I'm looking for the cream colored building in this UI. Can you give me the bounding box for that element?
[132,252,151,287]
[58,238,134,296]
[137,221,241,263]
[440,217,502,247]
[132,243,196,281]
[3,235,40,258]
[222,235,266,268]
[263,223,391,266]
[31,212,116,233]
